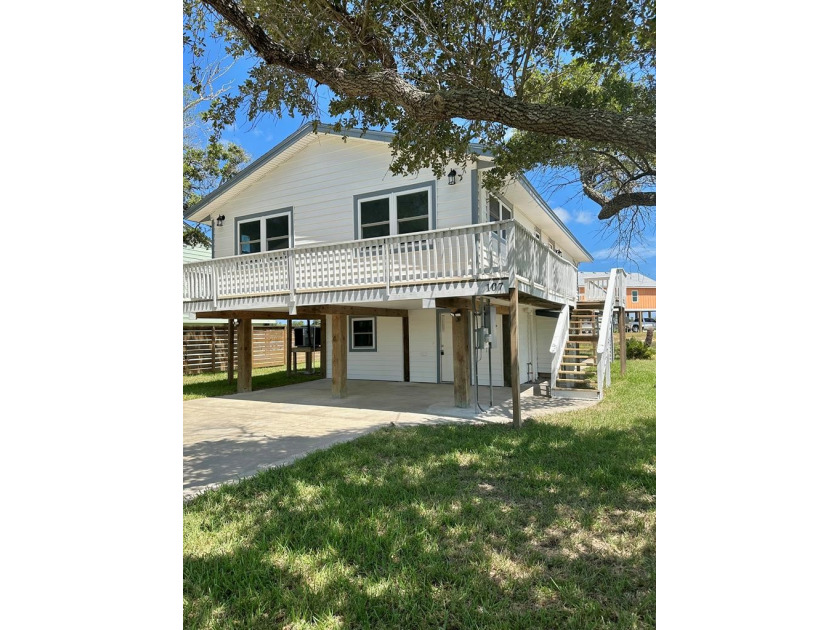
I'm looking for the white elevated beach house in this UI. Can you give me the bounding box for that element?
[183,123,628,425]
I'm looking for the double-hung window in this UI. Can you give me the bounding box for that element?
[238,210,292,255]
[631,290,639,303]
[358,188,431,240]
[350,317,376,351]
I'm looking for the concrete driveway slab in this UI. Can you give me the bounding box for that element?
[184,379,596,500]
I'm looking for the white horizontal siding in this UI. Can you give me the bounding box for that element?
[325,315,405,382]
[212,134,473,259]
[514,305,539,385]
[536,314,557,374]
[408,309,438,383]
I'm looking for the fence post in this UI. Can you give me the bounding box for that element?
[210,325,217,373]
[227,319,235,383]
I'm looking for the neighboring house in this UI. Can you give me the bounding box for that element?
[183,123,629,419]
[579,271,655,327]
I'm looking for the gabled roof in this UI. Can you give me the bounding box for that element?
[579,271,655,288]
[184,122,592,261]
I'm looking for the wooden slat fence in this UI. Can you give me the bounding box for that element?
[183,325,321,374]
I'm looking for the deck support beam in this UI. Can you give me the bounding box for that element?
[227,319,235,384]
[619,307,627,375]
[319,317,327,378]
[452,308,471,408]
[509,284,522,428]
[236,318,252,393]
[402,316,410,382]
[435,298,510,315]
[305,320,313,373]
[331,314,347,398]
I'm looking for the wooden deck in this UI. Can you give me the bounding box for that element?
[183,220,579,314]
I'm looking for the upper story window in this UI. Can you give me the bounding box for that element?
[358,187,431,239]
[488,194,512,241]
[631,290,639,302]
[238,210,292,255]
[488,195,512,222]
[534,226,542,241]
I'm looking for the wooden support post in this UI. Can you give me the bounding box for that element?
[319,317,327,377]
[227,319,235,384]
[509,284,521,428]
[305,319,313,373]
[402,316,410,382]
[502,314,511,387]
[619,307,627,375]
[452,308,471,408]
[331,314,347,398]
[237,318,253,393]
[286,318,293,373]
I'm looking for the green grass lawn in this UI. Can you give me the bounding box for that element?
[184,358,656,629]
[184,361,323,400]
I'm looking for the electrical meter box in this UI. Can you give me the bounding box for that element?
[475,304,497,349]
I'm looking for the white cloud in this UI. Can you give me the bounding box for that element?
[553,207,598,225]
[553,206,572,223]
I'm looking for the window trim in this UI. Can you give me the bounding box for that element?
[353,182,437,240]
[349,316,377,352]
[631,290,639,303]
[234,207,294,255]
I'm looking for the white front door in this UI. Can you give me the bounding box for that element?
[438,311,454,382]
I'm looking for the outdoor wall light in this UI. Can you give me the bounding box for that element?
[448,169,457,185]
[216,214,226,227]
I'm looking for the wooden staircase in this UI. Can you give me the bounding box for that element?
[554,301,604,399]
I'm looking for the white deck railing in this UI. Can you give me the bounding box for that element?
[510,223,579,304]
[594,268,628,395]
[184,220,578,305]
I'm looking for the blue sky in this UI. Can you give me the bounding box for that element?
[185,51,656,281]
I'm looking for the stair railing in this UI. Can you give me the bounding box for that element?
[595,268,620,395]
[548,307,571,397]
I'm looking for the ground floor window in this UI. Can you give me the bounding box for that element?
[350,317,377,351]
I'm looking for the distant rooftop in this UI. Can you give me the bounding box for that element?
[578,271,655,288]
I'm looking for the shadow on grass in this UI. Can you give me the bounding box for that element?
[184,413,656,629]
